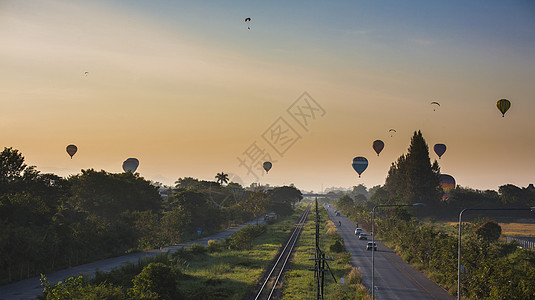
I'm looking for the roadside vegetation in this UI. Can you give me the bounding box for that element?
[333,131,535,299]
[39,207,306,299]
[0,146,302,285]
[283,203,370,300]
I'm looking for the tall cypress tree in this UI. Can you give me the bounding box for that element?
[384,131,441,207]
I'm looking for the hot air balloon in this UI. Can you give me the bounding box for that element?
[372,140,384,156]
[439,174,455,201]
[431,101,440,111]
[389,129,396,137]
[496,99,510,117]
[434,144,447,159]
[352,157,368,178]
[122,158,139,173]
[245,17,251,29]
[66,144,77,159]
[263,161,272,173]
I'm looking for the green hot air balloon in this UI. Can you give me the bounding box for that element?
[496,99,511,117]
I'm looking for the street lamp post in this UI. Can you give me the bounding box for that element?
[371,203,425,300]
[457,207,535,300]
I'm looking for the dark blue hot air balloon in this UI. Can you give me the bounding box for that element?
[352,157,368,178]
[434,144,447,159]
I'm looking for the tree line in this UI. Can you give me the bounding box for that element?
[333,131,535,298]
[0,147,302,284]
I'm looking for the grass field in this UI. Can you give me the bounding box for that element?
[443,221,535,237]
[175,211,301,299]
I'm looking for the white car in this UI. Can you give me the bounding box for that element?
[366,242,377,251]
[354,228,363,236]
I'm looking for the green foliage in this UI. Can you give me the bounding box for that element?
[130,262,181,300]
[207,239,226,253]
[266,185,303,216]
[0,147,27,190]
[383,131,441,208]
[499,184,535,206]
[329,238,346,253]
[166,188,221,233]
[40,275,126,300]
[337,195,354,212]
[188,243,207,255]
[240,190,268,222]
[1,146,303,289]
[228,224,266,250]
[475,220,502,243]
[68,169,161,219]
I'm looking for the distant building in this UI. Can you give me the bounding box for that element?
[158,187,170,199]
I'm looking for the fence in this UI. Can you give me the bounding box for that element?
[506,236,535,249]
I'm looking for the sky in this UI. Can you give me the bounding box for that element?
[1,0,534,193]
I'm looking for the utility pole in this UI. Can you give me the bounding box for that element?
[310,198,336,300]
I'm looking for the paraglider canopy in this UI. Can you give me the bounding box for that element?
[263,161,272,173]
[372,140,384,156]
[496,99,511,117]
[389,129,396,137]
[434,144,447,159]
[245,17,251,29]
[352,157,368,178]
[122,158,139,173]
[431,101,440,111]
[66,144,77,159]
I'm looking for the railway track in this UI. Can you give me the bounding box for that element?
[253,204,311,300]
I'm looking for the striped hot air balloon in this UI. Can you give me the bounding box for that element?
[352,157,368,178]
[496,99,511,117]
[66,144,77,159]
[122,158,139,173]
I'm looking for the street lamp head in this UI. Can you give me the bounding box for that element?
[411,203,426,207]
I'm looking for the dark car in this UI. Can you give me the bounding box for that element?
[359,233,367,240]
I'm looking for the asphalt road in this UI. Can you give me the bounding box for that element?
[324,204,454,300]
[0,218,265,300]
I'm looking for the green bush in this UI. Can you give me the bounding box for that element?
[207,239,226,253]
[228,224,266,250]
[129,262,181,300]
[330,239,346,253]
[188,243,207,255]
[39,275,127,300]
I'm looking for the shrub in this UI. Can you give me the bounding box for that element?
[129,263,181,300]
[228,224,266,250]
[188,243,207,255]
[207,239,226,252]
[330,239,346,253]
[347,267,362,284]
